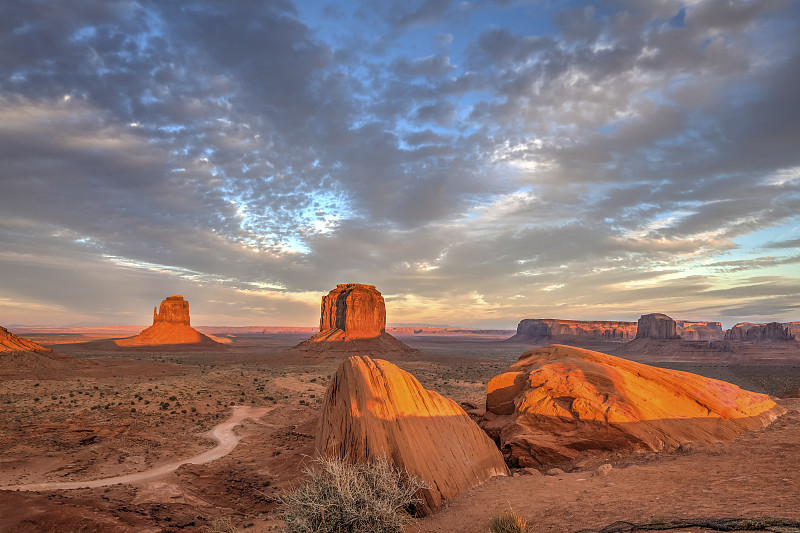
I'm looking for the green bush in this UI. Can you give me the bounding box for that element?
[489,509,528,533]
[280,456,425,533]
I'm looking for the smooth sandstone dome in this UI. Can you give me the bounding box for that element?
[316,356,508,516]
[115,295,221,346]
[481,345,785,468]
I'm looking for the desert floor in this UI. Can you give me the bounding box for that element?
[1,332,799,532]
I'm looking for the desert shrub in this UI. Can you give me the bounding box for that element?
[205,516,240,533]
[489,509,528,533]
[280,455,425,533]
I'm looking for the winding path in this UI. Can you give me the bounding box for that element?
[2,405,272,491]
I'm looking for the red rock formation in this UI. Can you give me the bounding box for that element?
[1,326,79,376]
[676,321,724,341]
[316,356,508,516]
[725,322,791,343]
[481,345,785,468]
[635,313,679,339]
[116,296,221,347]
[507,319,637,342]
[294,284,414,356]
[153,295,191,325]
[0,326,53,354]
[316,283,386,340]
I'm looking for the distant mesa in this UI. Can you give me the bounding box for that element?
[635,312,680,339]
[316,355,508,516]
[293,284,415,356]
[115,295,223,347]
[480,345,785,469]
[506,319,637,343]
[725,322,797,343]
[676,320,724,341]
[1,325,79,377]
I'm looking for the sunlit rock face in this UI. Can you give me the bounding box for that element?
[116,295,220,346]
[725,322,792,343]
[316,283,386,340]
[153,295,191,325]
[635,313,680,339]
[316,356,508,516]
[0,326,53,354]
[507,319,637,342]
[481,345,785,468]
[676,321,724,341]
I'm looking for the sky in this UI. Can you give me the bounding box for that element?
[1,0,799,329]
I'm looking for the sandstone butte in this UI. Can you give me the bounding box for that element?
[481,345,785,468]
[294,284,415,355]
[115,295,222,347]
[635,312,680,339]
[316,356,508,516]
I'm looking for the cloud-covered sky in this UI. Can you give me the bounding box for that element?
[1,0,799,328]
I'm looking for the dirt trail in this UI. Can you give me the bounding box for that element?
[1,405,272,491]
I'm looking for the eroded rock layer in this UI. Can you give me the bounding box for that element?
[481,345,785,468]
[636,313,679,339]
[1,326,78,376]
[316,356,508,516]
[507,319,637,342]
[116,296,220,346]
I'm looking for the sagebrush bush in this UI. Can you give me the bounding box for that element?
[280,455,426,533]
[489,509,528,533]
[205,516,240,533]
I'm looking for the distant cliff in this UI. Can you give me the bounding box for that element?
[676,321,724,341]
[725,322,797,343]
[506,319,637,342]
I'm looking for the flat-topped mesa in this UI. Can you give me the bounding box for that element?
[317,356,508,516]
[317,283,386,340]
[635,313,680,339]
[676,320,724,341]
[725,322,792,343]
[153,295,190,325]
[507,319,637,342]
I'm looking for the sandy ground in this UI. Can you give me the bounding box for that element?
[1,331,799,532]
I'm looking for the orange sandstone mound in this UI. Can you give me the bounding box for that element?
[0,325,78,376]
[293,284,415,356]
[316,356,508,516]
[481,344,785,468]
[115,295,222,347]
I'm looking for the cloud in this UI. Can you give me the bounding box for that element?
[0,0,799,327]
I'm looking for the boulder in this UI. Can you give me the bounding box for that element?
[316,356,508,516]
[116,296,221,346]
[480,345,785,469]
[506,319,637,342]
[635,313,679,339]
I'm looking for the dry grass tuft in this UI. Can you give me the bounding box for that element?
[280,455,425,533]
[489,509,529,533]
